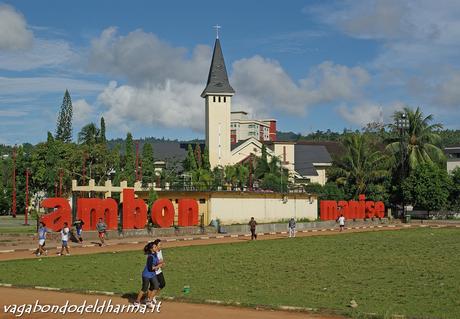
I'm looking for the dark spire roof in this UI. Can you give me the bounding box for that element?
[201,38,235,97]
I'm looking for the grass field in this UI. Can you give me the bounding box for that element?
[1,228,459,318]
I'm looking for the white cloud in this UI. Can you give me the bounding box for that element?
[0,109,28,117]
[0,38,78,71]
[88,27,210,85]
[98,80,204,133]
[0,4,33,51]
[232,57,369,116]
[434,71,460,107]
[0,76,105,95]
[337,101,405,126]
[73,99,94,125]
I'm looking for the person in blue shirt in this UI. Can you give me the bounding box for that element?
[134,241,164,308]
[36,222,49,257]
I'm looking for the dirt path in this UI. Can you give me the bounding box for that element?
[0,226,405,261]
[0,287,344,319]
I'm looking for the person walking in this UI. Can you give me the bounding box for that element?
[96,218,107,247]
[58,222,70,256]
[337,214,346,232]
[36,222,49,256]
[248,217,257,240]
[134,241,164,308]
[153,239,166,296]
[73,218,85,243]
[288,217,296,238]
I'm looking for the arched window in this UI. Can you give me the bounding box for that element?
[218,96,221,103]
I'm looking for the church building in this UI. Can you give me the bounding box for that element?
[202,36,332,186]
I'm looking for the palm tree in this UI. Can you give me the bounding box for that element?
[334,133,389,197]
[386,107,444,171]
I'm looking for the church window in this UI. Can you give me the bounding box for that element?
[218,96,221,102]
[213,96,216,102]
[224,97,226,102]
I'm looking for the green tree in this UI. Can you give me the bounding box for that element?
[141,143,155,186]
[183,144,197,172]
[202,146,211,171]
[78,123,99,146]
[120,133,135,184]
[402,163,452,212]
[333,133,389,198]
[55,90,73,143]
[194,143,202,168]
[386,107,445,171]
[448,167,460,210]
[100,117,106,144]
[192,168,212,191]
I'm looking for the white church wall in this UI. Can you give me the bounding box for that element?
[208,193,317,224]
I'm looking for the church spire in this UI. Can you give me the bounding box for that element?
[201,38,235,98]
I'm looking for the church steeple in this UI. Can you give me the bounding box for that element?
[201,38,235,97]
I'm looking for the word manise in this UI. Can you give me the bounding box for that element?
[320,195,385,220]
[41,189,199,231]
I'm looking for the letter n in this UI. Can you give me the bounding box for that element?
[122,189,147,229]
[40,198,72,231]
[151,199,174,228]
[178,199,199,226]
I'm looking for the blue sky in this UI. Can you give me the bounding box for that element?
[1,0,460,145]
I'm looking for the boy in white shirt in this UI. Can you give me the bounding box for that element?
[58,222,71,256]
[337,214,346,232]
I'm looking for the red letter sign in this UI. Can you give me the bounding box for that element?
[178,199,199,226]
[77,198,118,230]
[151,199,175,228]
[40,198,71,231]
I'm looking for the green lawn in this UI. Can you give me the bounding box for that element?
[1,228,459,318]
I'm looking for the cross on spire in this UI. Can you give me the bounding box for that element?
[213,24,221,39]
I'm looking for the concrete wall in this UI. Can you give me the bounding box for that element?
[208,193,317,224]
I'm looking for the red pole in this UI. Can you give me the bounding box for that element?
[82,152,87,185]
[59,169,63,197]
[25,169,29,225]
[135,141,139,181]
[12,147,16,218]
[139,158,143,182]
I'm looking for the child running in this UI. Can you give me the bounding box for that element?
[36,222,49,256]
[58,222,70,256]
[96,218,107,247]
[134,241,164,308]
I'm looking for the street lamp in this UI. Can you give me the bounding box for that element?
[396,113,410,218]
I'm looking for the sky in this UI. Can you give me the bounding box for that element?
[1,0,460,145]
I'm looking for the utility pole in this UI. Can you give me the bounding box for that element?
[24,169,29,225]
[12,147,16,218]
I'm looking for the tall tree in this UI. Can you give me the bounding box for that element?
[77,123,99,146]
[100,117,106,144]
[55,90,73,143]
[194,143,202,168]
[141,143,155,186]
[202,146,211,171]
[334,133,389,197]
[386,107,445,171]
[122,133,135,185]
[183,144,197,172]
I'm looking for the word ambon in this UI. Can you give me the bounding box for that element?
[320,195,385,220]
[40,189,199,232]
